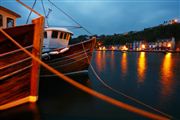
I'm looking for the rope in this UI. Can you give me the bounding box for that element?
[26,0,37,24]
[0,29,170,120]
[53,56,88,68]
[41,0,49,26]
[47,0,92,35]
[47,50,90,65]
[80,40,173,119]
[44,0,173,119]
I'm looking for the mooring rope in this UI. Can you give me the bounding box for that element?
[41,0,49,26]
[43,0,174,119]
[0,28,170,120]
[26,0,37,24]
[47,0,92,35]
[80,38,173,119]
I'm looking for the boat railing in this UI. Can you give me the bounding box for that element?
[0,45,33,57]
[0,57,32,70]
[49,50,91,65]
[46,49,90,64]
[53,56,88,69]
[0,65,32,80]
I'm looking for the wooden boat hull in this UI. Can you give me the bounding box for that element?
[0,17,44,110]
[40,37,96,77]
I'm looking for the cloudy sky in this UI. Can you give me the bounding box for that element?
[1,0,180,36]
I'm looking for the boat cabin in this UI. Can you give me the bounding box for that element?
[43,27,73,52]
[0,6,21,29]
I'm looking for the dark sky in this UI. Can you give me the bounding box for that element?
[1,0,180,36]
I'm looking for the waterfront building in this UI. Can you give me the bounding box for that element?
[0,6,21,28]
[157,37,175,50]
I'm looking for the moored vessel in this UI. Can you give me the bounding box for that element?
[0,3,44,110]
[41,27,96,76]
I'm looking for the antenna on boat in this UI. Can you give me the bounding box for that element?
[46,8,52,19]
[16,0,42,17]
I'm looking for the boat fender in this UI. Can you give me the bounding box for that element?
[42,53,51,60]
[49,51,59,55]
[60,47,69,53]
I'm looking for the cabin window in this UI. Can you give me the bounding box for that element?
[66,34,69,40]
[0,14,2,27]
[7,17,14,28]
[52,31,58,38]
[59,32,64,39]
[44,32,47,38]
[64,33,67,40]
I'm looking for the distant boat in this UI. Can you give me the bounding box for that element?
[40,27,96,77]
[0,5,44,110]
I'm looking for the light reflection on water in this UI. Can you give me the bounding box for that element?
[121,52,128,76]
[1,51,180,120]
[160,53,174,99]
[137,52,146,83]
[0,103,40,120]
[95,51,102,72]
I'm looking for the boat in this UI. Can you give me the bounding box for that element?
[0,4,44,110]
[40,27,96,77]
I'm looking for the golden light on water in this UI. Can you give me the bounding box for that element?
[121,52,127,75]
[96,51,103,72]
[110,51,115,69]
[138,52,146,83]
[95,51,106,72]
[161,53,173,97]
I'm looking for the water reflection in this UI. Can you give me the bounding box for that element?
[137,52,146,83]
[110,51,115,70]
[95,51,103,72]
[121,52,127,76]
[0,103,40,120]
[95,51,106,72]
[160,53,173,98]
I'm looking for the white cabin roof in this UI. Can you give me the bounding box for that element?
[45,27,73,35]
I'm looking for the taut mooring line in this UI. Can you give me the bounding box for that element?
[0,28,170,120]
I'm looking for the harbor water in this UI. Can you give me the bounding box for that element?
[0,51,180,120]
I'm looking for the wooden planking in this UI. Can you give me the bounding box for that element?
[41,37,96,75]
[0,25,34,54]
[47,50,90,66]
[0,69,31,106]
[0,59,31,77]
[0,16,44,109]
[41,56,89,75]
[0,50,32,69]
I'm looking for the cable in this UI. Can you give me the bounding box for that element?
[41,0,49,26]
[47,0,92,35]
[45,0,174,119]
[26,0,37,24]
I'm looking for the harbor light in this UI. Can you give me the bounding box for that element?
[174,19,178,23]
[99,47,102,50]
[102,46,106,50]
[122,45,128,51]
[112,46,115,50]
[141,44,145,49]
[167,43,171,48]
